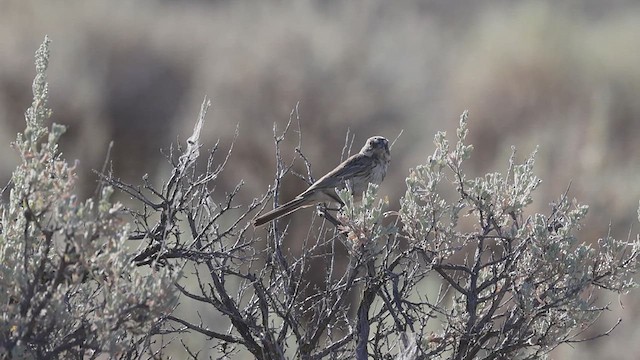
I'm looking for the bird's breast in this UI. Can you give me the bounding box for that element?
[370,159,388,184]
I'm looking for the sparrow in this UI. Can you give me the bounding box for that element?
[254,136,390,227]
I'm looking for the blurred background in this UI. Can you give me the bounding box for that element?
[1,0,639,358]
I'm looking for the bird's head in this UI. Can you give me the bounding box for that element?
[360,136,390,159]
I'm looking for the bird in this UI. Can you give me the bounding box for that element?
[254,136,390,227]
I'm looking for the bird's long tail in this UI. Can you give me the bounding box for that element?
[253,196,315,227]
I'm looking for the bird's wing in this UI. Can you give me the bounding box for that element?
[303,153,370,194]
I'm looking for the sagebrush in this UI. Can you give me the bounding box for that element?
[1,37,638,360]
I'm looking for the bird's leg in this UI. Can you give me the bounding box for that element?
[316,203,343,228]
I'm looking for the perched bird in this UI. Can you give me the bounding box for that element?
[254,136,390,227]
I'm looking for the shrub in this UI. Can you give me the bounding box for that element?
[0,37,176,360]
[2,37,637,360]
[112,104,638,358]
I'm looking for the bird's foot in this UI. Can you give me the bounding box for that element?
[316,205,343,228]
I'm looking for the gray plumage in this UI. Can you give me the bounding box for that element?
[254,136,390,227]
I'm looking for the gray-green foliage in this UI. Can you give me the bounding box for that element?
[336,183,393,254]
[398,111,639,358]
[0,37,177,359]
